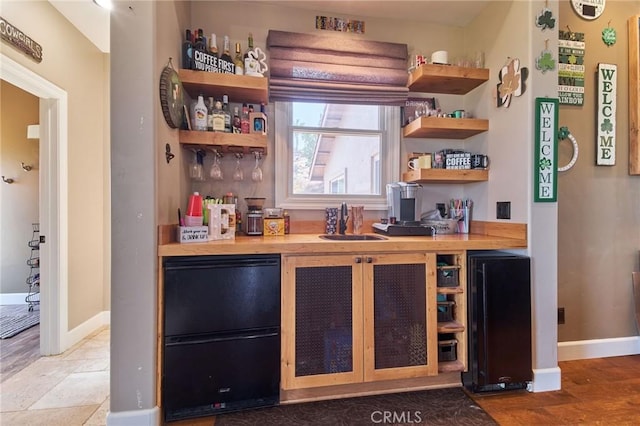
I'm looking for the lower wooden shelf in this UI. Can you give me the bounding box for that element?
[437,320,465,333]
[179,130,268,155]
[403,168,488,184]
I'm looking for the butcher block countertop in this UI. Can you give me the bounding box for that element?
[158,221,527,257]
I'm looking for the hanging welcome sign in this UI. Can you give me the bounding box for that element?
[534,98,559,202]
[596,63,617,165]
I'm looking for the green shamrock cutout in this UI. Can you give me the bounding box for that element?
[601,119,614,133]
[602,27,616,46]
[558,126,570,140]
[536,9,556,31]
[539,158,552,170]
[536,50,555,73]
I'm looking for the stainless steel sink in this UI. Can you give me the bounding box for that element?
[319,234,387,241]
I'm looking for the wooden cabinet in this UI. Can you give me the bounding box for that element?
[435,252,467,373]
[281,252,441,391]
[178,69,269,154]
[403,64,490,184]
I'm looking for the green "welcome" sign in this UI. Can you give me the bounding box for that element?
[534,98,559,202]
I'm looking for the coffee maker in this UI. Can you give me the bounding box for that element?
[372,182,434,236]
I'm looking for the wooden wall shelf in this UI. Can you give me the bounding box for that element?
[403,116,489,139]
[402,168,488,184]
[178,69,269,105]
[408,64,490,94]
[179,130,268,154]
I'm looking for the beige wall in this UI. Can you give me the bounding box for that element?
[558,1,640,342]
[0,1,110,328]
[0,81,39,295]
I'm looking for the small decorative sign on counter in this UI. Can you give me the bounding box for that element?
[178,226,209,243]
[534,97,559,202]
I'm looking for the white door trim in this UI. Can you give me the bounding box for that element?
[0,53,68,355]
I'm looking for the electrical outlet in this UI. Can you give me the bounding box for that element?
[558,307,565,324]
[496,201,511,219]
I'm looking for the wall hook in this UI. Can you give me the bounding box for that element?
[2,176,15,184]
[165,143,175,164]
[21,162,33,172]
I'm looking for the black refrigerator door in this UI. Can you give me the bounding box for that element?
[467,253,532,390]
[163,254,280,336]
[163,330,280,421]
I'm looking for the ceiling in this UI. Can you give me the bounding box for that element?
[49,1,490,54]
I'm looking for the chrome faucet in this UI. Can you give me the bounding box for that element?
[339,202,349,234]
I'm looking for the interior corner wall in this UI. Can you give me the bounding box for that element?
[0,81,39,296]
[558,0,640,344]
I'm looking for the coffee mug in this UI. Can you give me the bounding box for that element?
[408,155,432,170]
[471,154,490,169]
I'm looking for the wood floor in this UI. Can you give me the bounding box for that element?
[0,323,40,383]
[472,355,640,425]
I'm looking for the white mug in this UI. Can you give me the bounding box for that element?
[408,155,432,170]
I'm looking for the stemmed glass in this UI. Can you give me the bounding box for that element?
[189,150,205,181]
[232,152,244,181]
[251,151,263,182]
[209,150,223,181]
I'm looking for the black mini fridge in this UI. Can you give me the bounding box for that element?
[463,251,532,392]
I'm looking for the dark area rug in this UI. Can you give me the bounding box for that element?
[0,304,40,339]
[215,387,497,425]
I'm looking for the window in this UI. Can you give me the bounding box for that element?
[275,102,400,210]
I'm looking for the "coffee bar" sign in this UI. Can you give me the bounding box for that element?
[0,16,43,63]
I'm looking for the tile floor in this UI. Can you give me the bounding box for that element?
[0,326,110,425]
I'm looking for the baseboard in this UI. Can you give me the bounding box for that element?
[63,310,111,350]
[531,366,562,392]
[558,336,640,361]
[0,292,28,305]
[106,406,160,426]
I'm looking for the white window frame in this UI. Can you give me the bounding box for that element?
[274,102,400,210]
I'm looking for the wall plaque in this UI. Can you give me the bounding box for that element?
[534,98,559,202]
[596,63,617,165]
[0,16,43,63]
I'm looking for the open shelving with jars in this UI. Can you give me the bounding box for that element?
[402,64,490,184]
[178,69,269,154]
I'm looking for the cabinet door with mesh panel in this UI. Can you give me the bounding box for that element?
[363,252,438,381]
[281,255,364,390]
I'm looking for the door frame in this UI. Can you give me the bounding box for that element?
[0,53,68,355]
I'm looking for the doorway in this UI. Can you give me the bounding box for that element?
[0,53,68,356]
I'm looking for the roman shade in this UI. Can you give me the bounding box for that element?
[267,30,409,105]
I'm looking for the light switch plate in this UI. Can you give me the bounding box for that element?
[496,201,511,219]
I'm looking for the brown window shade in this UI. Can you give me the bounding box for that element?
[267,30,409,105]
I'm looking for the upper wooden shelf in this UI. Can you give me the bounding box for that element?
[403,116,489,139]
[408,64,490,95]
[179,69,269,105]
[179,130,268,155]
[402,168,488,184]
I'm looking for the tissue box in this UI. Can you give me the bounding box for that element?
[178,226,209,243]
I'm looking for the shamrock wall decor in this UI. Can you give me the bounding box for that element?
[536,40,556,73]
[602,25,617,46]
[536,7,556,30]
[496,58,529,108]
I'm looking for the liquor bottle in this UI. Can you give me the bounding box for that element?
[193,28,206,55]
[206,97,215,131]
[194,95,208,131]
[208,33,219,58]
[182,29,193,69]
[243,32,254,66]
[212,100,226,132]
[220,35,234,74]
[234,42,244,75]
[222,95,231,133]
[241,103,250,134]
[232,106,242,134]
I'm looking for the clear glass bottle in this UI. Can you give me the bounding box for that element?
[208,33,218,58]
[234,42,244,75]
[222,95,231,133]
[232,106,242,134]
[212,100,226,132]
